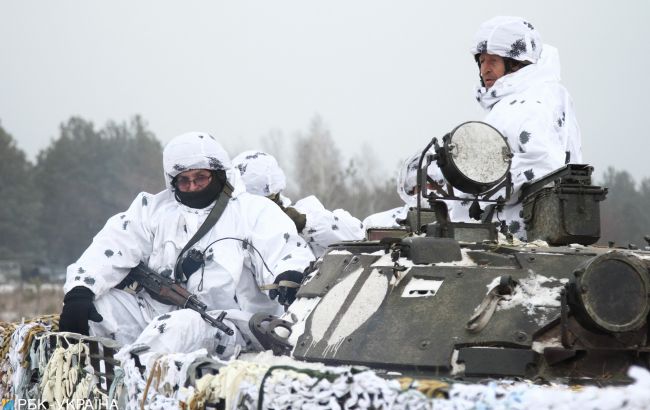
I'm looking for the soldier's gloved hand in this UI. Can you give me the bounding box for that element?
[269,270,304,306]
[284,207,306,233]
[59,286,103,335]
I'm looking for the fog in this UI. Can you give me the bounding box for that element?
[1,0,648,180]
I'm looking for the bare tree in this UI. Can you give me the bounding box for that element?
[599,168,650,248]
[292,115,348,208]
[260,128,298,195]
[267,115,403,219]
[345,143,402,216]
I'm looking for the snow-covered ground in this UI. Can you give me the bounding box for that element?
[0,283,62,292]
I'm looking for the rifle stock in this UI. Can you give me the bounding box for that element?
[125,263,234,335]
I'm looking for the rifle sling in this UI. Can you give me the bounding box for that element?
[174,182,233,282]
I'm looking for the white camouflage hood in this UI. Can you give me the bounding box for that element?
[471,16,542,64]
[397,151,446,207]
[162,131,244,195]
[231,150,287,196]
[475,43,562,110]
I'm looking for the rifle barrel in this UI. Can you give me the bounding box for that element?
[201,311,235,335]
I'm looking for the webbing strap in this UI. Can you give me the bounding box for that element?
[466,275,516,333]
[174,182,233,281]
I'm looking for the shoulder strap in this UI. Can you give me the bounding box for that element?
[174,182,233,281]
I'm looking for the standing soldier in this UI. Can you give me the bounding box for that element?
[467,16,582,239]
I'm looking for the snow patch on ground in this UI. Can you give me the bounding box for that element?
[0,283,61,292]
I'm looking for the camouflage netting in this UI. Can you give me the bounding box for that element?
[0,317,124,409]
[0,316,58,402]
[2,320,650,410]
[1,320,450,409]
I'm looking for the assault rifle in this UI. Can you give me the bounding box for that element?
[121,262,234,335]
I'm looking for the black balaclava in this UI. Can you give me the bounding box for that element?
[174,170,226,209]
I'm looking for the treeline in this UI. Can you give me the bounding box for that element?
[0,116,164,268]
[599,168,650,249]
[260,116,400,218]
[1,114,648,274]
[0,115,400,271]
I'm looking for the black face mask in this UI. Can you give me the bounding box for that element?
[174,171,225,209]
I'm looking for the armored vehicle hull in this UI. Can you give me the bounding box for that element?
[284,239,650,383]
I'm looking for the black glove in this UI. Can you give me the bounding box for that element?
[284,207,306,233]
[269,270,304,306]
[59,286,104,335]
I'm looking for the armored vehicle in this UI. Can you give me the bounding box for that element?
[255,121,650,384]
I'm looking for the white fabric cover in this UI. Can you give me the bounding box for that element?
[64,132,314,358]
[397,151,447,207]
[471,16,543,64]
[232,150,364,258]
[363,205,410,230]
[231,150,287,196]
[162,131,231,189]
[292,195,364,258]
[463,19,582,239]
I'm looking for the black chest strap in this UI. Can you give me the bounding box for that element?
[174,182,233,282]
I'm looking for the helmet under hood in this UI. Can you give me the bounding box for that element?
[231,150,287,197]
[471,16,542,64]
[162,132,231,191]
[397,151,446,207]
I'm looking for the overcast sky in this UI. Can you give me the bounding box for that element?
[1,0,649,182]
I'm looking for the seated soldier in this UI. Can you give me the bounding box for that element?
[58,132,314,359]
[467,16,582,239]
[364,151,448,229]
[232,150,364,258]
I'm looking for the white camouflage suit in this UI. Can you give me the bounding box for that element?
[231,150,364,258]
[454,16,583,238]
[363,151,449,229]
[63,132,314,358]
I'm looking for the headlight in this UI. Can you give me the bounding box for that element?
[570,252,650,333]
[437,121,512,195]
